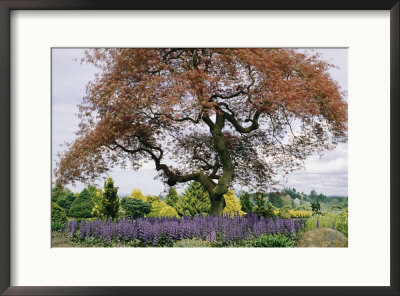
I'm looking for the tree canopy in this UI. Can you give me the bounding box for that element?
[55,48,347,216]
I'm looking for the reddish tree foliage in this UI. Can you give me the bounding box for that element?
[55,48,347,215]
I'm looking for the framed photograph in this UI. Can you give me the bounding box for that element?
[1,1,398,295]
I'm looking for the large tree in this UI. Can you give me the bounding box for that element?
[55,48,347,216]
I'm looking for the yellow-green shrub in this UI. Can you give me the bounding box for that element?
[148,200,168,218]
[158,206,179,218]
[130,189,147,202]
[288,210,312,218]
[223,190,246,217]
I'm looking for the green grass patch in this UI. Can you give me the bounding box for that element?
[304,210,348,237]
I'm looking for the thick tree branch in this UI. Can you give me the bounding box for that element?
[224,110,261,133]
[210,90,245,101]
[149,106,202,124]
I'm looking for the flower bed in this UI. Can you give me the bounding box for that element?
[62,213,305,247]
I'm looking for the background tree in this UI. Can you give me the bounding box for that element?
[100,176,120,219]
[69,188,94,218]
[130,189,147,202]
[238,191,253,213]
[268,192,283,208]
[280,195,293,208]
[292,197,301,209]
[56,192,76,214]
[120,197,151,218]
[146,195,161,204]
[51,186,71,203]
[253,191,267,217]
[56,48,347,216]
[165,187,179,207]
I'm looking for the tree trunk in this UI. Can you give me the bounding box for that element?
[210,194,226,216]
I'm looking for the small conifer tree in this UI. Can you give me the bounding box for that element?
[102,176,120,219]
[165,187,179,207]
[174,182,211,216]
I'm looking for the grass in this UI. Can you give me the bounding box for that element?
[51,235,75,247]
[303,210,348,237]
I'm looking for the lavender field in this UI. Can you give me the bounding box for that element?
[55,214,305,247]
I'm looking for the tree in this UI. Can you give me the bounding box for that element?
[174,181,211,216]
[238,191,253,213]
[69,188,94,218]
[292,197,301,208]
[268,192,283,208]
[165,187,179,207]
[311,196,321,215]
[146,195,161,204]
[56,192,76,214]
[130,189,147,202]
[56,48,347,216]
[51,186,71,203]
[281,195,293,208]
[100,176,120,219]
[120,197,151,218]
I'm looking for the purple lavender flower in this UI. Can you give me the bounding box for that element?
[67,214,303,246]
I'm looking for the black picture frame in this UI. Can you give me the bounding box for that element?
[0,1,399,295]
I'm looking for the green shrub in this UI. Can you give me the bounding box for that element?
[246,234,293,247]
[51,221,65,231]
[56,193,76,213]
[265,202,276,218]
[69,188,94,218]
[121,197,151,218]
[278,205,292,219]
[173,238,213,248]
[51,202,67,224]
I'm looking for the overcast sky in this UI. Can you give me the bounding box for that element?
[52,48,348,197]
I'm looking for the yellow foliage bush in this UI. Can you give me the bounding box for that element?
[130,189,147,202]
[273,209,312,218]
[288,210,312,218]
[223,190,246,217]
[148,200,167,217]
[158,206,179,218]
